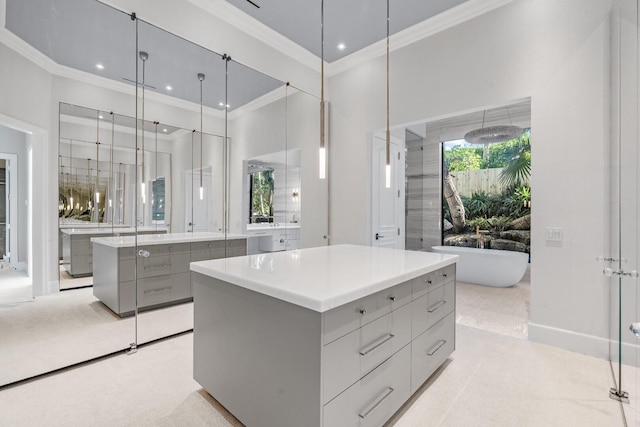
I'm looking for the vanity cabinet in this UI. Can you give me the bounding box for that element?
[93,234,247,316]
[246,225,300,253]
[192,245,457,427]
[61,227,167,277]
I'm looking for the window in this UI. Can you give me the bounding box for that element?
[249,170,274,223]
[152,177,165,221]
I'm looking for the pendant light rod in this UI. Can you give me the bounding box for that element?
[140,51,148,208]
[198,72,205,200]
[319,0,326,180]
[385,0,391,188]
[96,111,100,211]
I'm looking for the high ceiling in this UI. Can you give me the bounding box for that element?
[226,0,470,62]
[4,0,472,110]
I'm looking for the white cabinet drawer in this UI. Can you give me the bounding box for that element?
[323,344,411,427]
[412,264,455,300]
[411,311,455,394]
[119,272,192,313]
[323,303,411,404]
[411,281,455,339]
[323,281,412,345]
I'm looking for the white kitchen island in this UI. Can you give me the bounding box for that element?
[191,244,457,427]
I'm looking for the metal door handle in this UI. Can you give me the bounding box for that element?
[359,333,395,356]
[137,249,150,258]
[375,233,382,240]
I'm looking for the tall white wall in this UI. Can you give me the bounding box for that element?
[328,0,612,358]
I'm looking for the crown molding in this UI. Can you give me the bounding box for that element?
[327,0,516,76]
[228,85,288,120]
[0,23,227,120]
[188,0,320,71]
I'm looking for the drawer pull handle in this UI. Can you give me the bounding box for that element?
[359,333,395,356]
[442,273,448,278]
[359,387,394,419]
[427,340,447,356]
[427,300,447,313]
[389,296,396,302]
[144,264,170,270]
[137,249,150,258]
[424,278,432,284]
[144,286,171,295]
[359,309,367,316]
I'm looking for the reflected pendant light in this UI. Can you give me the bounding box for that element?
[463,108,523,144]
[384,0,391,189]
[69,139,73,210]
[198,72,205,200]
[140,51,148,205]
[319,0,326,180]
[95,112,100,207]
[109,112,114,210]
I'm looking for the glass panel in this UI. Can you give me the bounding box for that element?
[0,0,137,387]
[133,19,226,345]
[609,0,640,421]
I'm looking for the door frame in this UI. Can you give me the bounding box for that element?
[0,153,18,267]
[370,132,405,248]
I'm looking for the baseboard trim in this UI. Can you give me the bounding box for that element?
[529,322,611,360]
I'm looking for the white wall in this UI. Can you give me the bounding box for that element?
[229,89,329,248]
[0,125,27,264]
[328,0,612,358]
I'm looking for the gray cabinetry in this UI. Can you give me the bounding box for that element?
[93,238,246,316]
[193,263,456,427]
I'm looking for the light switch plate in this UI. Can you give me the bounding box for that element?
[546,227,563,242]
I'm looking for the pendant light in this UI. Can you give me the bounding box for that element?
[384,0,391,188]
[140,51,148,205]
[69,139,73,211]
[95,111,100,211]
[463,107,523,144]
[319,0,326,180]
[198,72,205,200]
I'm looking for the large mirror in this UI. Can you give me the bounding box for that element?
[0,0,328,387]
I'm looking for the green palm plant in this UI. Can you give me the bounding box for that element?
[499,130,531,188]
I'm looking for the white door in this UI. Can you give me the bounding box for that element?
[372,134,403,249]
[185,170,212,232]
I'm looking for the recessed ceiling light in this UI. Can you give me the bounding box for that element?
[337,43,346,50]
[219,102,224,106]
[95,63,104,70]
[163,128,168,132]
[98,115,103,119]
[166,85,172,91]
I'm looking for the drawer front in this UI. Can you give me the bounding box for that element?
[412,264,455,299]
[411,281,455,339]
[226,239,247,258]
[323,344,411,427]
[323,303,411,404]
[119,259,135,283]
[136,272,191,309]
[138,253,190,278]
[119,247,136,260]
[411,311,455,394]
[323,281,411,345]
[138,242,190,257]
[190,240,225,252]
[71,238,91,255]
[70,255,92,275]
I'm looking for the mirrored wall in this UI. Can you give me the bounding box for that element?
[1,0,327,387]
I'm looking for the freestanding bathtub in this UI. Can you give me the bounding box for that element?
[431,246,528,287]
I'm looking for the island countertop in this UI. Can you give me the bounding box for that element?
[91,232,249,248]
[190,244,458,312]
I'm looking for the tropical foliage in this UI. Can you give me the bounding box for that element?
[250,170,274,221]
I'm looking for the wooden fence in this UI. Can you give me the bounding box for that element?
[451,168,530,197]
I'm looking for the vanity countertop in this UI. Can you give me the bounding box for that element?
[246,224,301,231]
[91,232,249,248]
[191,244,457,312]
[61,226,165,235]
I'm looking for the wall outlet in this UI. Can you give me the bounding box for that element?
[546,227,563,242]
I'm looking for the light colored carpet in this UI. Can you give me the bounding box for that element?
[59,266,93,290]
[0,287,193,386]
[0,326,623,426]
